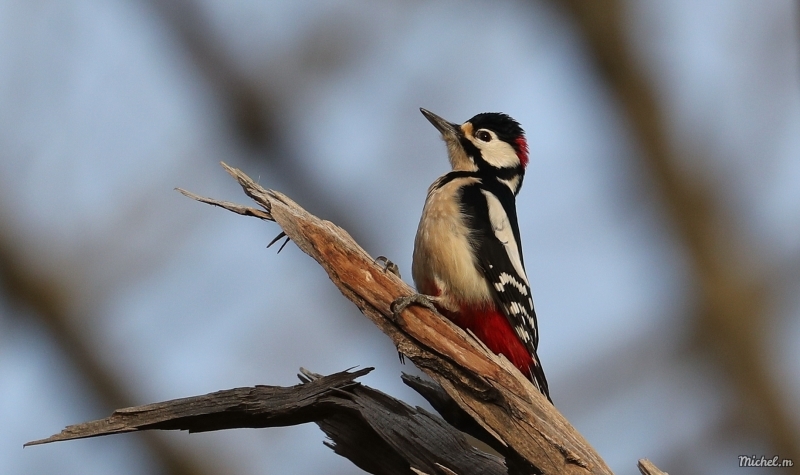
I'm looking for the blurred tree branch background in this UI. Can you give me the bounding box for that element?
[559,0,799,467]
[1,1,798,474]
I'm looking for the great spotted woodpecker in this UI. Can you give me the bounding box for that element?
[394,108,550,401]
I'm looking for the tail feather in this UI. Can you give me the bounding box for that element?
[439,304,551,403]
[528,357,551,403]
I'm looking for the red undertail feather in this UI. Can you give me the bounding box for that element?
[439,303,533,378]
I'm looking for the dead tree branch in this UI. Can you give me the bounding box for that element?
[175,162,642,474]
[27,367,506,475]
[637,459,668,475]
[29,162,668,474]
[181,162,609,474]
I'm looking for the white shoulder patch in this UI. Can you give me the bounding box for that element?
[480,190,529,287]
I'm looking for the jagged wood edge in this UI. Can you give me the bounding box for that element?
[26,367,507,475]
[26,368,372,445]
[192,161,612,475]
[401,373,506,455]
[297,369,506,475]
[637,459,668,475]
[28,162,670,475]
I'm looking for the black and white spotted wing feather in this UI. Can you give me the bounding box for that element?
[460,180,550,398]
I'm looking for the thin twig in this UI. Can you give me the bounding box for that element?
[175,188,273,221]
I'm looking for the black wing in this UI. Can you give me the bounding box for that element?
[460,183,550,399]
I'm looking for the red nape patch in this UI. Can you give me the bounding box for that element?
[439,304,533,377]
[515,137,529,168]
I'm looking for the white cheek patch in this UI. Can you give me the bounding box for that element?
[481,190,530,287]
[471,137,519,169]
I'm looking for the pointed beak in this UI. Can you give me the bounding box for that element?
[420,108,460,139]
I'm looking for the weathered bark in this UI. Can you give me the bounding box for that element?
[637,459,668,475]
[27,368,506,475]
[178,163,609,474]
[27,163,668,475]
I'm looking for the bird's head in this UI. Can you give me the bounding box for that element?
[420,108,528,193]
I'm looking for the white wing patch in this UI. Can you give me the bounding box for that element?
[508,301,524,315]
[479,188,540,356]
[495,272,528,295]
[515,325,532,342]
[481,190,529,287]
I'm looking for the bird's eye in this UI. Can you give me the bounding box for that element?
[476,130,492,142]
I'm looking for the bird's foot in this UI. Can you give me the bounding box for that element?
[374,256,401,278]
[390,294,439,323]
[390,293,439,362]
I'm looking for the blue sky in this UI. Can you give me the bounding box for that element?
[1,1,798,474]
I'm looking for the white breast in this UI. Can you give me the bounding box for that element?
[411,177,493,311]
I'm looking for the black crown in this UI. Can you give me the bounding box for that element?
[467,112,525,143]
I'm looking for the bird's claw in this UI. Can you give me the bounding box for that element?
[375,256,401,278]
[390,294,439,324]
